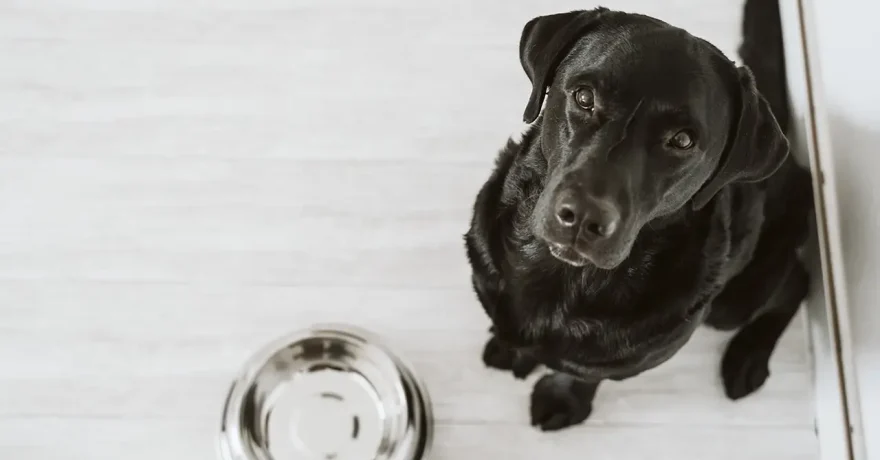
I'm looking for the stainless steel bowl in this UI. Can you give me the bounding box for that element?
[219,324,433,460]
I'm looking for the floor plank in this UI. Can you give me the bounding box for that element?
[0,419,818,460]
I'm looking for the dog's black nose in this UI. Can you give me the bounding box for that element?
[554,195,621,239]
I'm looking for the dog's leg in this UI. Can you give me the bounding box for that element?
[721,256,809,400]
[482,331,540,379]
[470,267,540,379]
[529,372,600,431]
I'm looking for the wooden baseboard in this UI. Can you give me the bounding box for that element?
[779,0,861,458]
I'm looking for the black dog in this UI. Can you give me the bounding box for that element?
[464,2,813,432]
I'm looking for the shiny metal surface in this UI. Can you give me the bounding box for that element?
[219,325,432,460]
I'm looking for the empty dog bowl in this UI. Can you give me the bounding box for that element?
[219,324,433,460]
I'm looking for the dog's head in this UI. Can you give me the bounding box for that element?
[523,8,789,269]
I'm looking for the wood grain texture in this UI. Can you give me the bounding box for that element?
[0,1,817,459]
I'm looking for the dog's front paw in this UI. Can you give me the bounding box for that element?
[529,373,599,431]
[721,328,773,400]
[482,335,539,379]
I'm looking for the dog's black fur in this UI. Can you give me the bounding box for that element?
[464,0,814,432]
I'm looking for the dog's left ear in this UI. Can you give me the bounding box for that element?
[519,8,610,123]
[692,66,790,210]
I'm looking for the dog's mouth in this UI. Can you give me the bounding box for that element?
[548,241,631,270]
[547,242,592,267]
[545,238,632,270]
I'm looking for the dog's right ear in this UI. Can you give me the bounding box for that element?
[691,66,790,210]
[519,7,610,123]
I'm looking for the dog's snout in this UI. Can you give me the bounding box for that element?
[554,193,621,240]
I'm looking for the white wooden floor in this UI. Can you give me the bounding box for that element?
[0,1,818,459]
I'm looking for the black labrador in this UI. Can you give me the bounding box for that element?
[464,3,813,432]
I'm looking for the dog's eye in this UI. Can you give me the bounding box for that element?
[573,87,595,112]
[668,130,696,150]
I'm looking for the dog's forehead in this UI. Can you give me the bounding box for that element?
[561,23,718,104]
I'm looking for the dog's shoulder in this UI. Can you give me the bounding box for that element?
[725,156,813,253]
[465,124,542,270]
[471,123,539,221]
[465,124,544,322]
[762,157,814,239]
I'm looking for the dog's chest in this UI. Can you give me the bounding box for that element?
[514,275,642,349]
